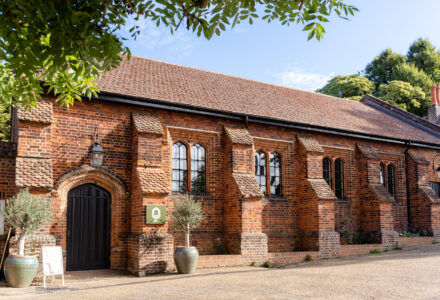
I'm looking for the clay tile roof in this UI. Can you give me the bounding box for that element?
[15,157,53,188]
[17,100,53,123]
[419,186,440,203]
[408,150,429,165]
[232,173,263,198]
[225,127,253,145]
[297,135,323,153]
[95,56,440,145]
[308,179,336,200]
[137,168,170,194]
[357,143,380,159]
[132,112,164,135]
[369,184,394,203]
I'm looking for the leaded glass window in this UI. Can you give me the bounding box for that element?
[172,142,188,193]
[334,158,344,199]
[380,163,385,185]
[387,164,396,198]
[270,152,282,196]
[191,144,206,194]
[255,150,267,194]
[323,157,332,188]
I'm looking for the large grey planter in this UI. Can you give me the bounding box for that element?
[174,246,199,274]
[4,256,38,288]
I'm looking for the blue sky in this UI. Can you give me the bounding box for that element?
[120,0,440,91]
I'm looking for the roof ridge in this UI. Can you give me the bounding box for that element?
[362,94,440,137]
[127,55,363,106]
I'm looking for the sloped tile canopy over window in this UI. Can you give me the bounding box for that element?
[16,157,53,188]
[17,100,53,124]
[132,112,164,135]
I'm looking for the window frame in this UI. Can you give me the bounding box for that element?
[255,150,267,195]
[379,163,386,186]
[190,143,206,194]
[172,141,189,193]
[334,158,344,199]
[323,157,333,189]
[387,164,396,198]
[269,152,282,197]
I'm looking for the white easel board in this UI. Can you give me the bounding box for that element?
[41,246,64,288]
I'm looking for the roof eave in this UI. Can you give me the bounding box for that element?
[93,90,440,150]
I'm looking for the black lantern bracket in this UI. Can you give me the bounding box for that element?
[91,128,105,168]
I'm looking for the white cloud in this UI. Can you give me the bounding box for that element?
[119,16,197,57]
[276,68,332,92]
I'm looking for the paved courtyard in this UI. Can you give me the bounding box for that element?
[2,243,440,300]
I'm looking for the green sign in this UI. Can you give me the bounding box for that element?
[146,205,166,224]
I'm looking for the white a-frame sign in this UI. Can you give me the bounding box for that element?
[41,246,64,288]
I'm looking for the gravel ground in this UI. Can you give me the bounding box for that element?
[2,243,440,300]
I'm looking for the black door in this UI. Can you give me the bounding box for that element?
[67,184,111,271]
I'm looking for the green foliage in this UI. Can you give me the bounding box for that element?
[304,254,313,262]
[171,194,204,234]
[369,248,382,254]
[0,0,358,112]
[317,38,440,117]
[364,49,406,91]
[0,102,11,141]
[263,260,273,268]
[2,189,52,235]
[379,80,425,115]
[316,75,374,100]
[407,38,440,81]
[250,261,259,267]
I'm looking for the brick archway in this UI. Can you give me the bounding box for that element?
[53,165,129,269]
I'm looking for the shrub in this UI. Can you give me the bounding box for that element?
[171,194,204,248]
[250,261,259,267]
[369,249,382,254]
[263,260,273,268]
[3,189,52,256]
[304,254,313,262]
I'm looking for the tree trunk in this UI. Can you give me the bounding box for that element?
[185,223,190,248]
[18,234,26,256]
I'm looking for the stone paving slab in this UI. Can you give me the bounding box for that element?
[1,244,440,299]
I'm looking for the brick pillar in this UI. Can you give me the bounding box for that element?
[297,135,340,258]
[357,143,399,249]
[10,100,55,258]
[224,127,267,264]
[408,151,440,242]
[129,113,173,276]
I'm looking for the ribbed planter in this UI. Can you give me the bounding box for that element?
[174,246,199,274]
[4,256,39,288]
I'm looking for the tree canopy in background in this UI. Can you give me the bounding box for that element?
[0,0,358,141]
[316,75,374,101]
[317,38,440,117]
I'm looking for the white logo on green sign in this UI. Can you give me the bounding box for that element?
[146,205,166,224]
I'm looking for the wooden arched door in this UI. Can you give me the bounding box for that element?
[67,184,111,271]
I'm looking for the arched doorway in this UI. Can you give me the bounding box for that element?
[67,183,111,271]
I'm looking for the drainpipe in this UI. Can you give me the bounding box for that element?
[404,140,412,229]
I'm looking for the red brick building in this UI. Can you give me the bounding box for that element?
[2,56,440,275]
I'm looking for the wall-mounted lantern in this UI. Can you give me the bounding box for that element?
[433,154,440,178]
[91,128,104,168]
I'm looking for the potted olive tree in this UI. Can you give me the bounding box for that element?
[171,194,204,274]
[3,189,51,288]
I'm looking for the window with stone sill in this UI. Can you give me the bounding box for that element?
[334,158,344,199]
[255,150,283,197]
[255,150,267,195]
[323,157,344,199]
[380,163,386,185]
[387,164,396,198]
[323,157,332,188]
[172,142,206,194]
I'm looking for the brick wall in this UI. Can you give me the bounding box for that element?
[8,96,440,274]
